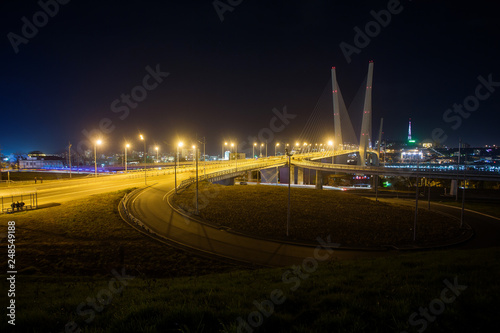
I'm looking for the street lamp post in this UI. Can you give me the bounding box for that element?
[265,141,268,157]
[253,143,257,159]
[275,142,280,156]
[194,145,199,214]
[286,147,291,237]
[94,139,102,178]
[260,143,263,158]
[68,142,72,179]
[231,143,237,171]
[125,144,130,173]
[155,146,159,163]
[175,142,183,194]
[139,134,146,185]
[328,140,334,164]
[222,142,228,161]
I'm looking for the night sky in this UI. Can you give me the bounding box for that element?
[1,0,499,155]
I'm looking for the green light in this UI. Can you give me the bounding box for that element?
[408,139,416,143]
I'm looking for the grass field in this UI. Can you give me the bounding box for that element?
[0,189,498,332]
[172,182,466,247]
[0,189,238,277]
[1,247,499,332]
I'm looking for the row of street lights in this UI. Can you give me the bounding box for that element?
[93,137,337,179]
[93,134,162,184]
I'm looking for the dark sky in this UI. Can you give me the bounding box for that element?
[1,0,499,155]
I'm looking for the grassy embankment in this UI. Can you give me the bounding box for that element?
[173,182,467,248]
[0,189,498,332]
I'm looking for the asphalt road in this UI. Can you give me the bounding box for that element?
[127,184,500,267]
[126,181,393,267]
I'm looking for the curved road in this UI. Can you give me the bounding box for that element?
[126,181,500,267]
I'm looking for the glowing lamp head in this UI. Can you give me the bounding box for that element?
[328,140,333,146]
[139,134,144,140]
[125,144,130,148]
[96,139,102,145]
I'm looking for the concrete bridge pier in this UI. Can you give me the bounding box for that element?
[297,167,304,185]
[260,167,279,184]
[315,170,323,190]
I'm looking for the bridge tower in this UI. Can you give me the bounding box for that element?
[359,61,374,166]
[331,67,342,150]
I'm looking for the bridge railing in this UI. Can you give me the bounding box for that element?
[176,159,287,191]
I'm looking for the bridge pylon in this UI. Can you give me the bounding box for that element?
[359,61,374,166]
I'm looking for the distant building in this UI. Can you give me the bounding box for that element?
[401,149,423,161]
[19,151,64,169]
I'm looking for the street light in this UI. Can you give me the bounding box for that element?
[275,142,280,156]
[222,141,228,160]
[125,143,130,173]
[253,142,257,159]
[139,134,146,185]
[260,143,264,158]
[175,141,183,194]
[328,140,334,164]
[285,147,292,237]
[155,146,159,163]
[94,139,102,177]
[230,143,237,171]
[193,144,199,214]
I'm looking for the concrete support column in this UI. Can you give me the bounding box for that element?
[297,167,304,185]
[315,170,323,190]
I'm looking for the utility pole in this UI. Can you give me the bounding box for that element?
[68,142,72,179]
